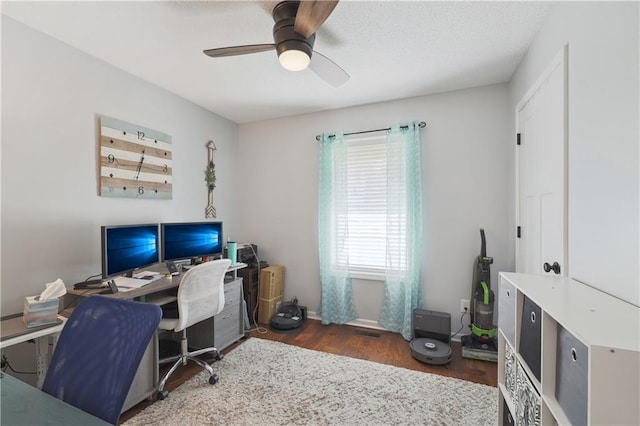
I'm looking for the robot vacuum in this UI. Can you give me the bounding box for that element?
[410,337,452,365]
[269,302,307,332]
[409,309,452,365]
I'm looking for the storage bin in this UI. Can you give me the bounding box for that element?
[23,296,59,328]
[519,296,542,381]
[260,265,284,299]
[556,325,588,426]
[498,277,517,346]
[516,359,541,426]
[503,398,515,426]
[505,341,517,405]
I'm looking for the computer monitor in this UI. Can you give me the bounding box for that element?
[161,221,223,263]
[101,224,160,278]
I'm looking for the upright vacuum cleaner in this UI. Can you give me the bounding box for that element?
[470,228,497,341]
[461,228,498,361]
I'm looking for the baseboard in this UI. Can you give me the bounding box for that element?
[307,311,387,332]
[307,310,465,342]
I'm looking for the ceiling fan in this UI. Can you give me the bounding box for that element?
[203,0,349,87]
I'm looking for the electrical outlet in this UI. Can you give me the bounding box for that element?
[460,299,470,313]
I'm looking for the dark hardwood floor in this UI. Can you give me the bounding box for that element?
[120,319,497,423]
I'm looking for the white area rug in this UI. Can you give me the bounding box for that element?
[125,338,497,425]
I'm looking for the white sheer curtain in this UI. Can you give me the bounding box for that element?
[379,122,423,340]
[317,132,359,324]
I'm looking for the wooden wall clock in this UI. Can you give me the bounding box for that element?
[99,116,172,199]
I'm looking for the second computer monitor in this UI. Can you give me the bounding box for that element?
[161,221,223,262]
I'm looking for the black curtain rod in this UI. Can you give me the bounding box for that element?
[315,121,426,141]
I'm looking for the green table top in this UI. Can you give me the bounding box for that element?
[0,373,110,425]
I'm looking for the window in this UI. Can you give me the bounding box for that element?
[334,135,408,279]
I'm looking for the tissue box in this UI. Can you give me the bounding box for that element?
[23,296,59,328]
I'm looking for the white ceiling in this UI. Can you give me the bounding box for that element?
[2,1,551,124]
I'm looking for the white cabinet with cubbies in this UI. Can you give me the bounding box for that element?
[497,272,639,425]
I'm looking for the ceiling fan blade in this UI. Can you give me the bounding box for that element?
[203,44,275,58]
[309,50,349,87]
[294,0,339,38]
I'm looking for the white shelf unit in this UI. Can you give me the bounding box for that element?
[497,272,640,425]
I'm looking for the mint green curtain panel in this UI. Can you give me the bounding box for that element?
[379,122,423,340]
[317,132,359,324]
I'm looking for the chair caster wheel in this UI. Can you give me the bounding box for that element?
[158,390,169,400]
[209,374,219,385]
[215,353,224,361]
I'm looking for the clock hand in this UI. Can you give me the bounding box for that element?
[135,155,145,180]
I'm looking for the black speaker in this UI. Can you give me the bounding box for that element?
[413,309,451,343]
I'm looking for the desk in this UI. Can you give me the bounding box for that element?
[0,315,66,388]
[64,262,247,412]
[66,262,247,302]
[0,372,109,425]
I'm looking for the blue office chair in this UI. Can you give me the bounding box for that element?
[157,258,231,400]
[42,295,161,425]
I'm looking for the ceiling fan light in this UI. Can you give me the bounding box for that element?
[278,49,310,71]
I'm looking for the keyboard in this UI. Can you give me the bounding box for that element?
[113,276,150,289]
[73,279,103,289]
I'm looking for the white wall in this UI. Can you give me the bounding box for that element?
[237,84,511,330]
[509,2,639,306]
[1,17,240,315]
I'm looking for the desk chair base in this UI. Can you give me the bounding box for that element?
[157,329,224,400]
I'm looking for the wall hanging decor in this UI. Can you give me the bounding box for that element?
[99,116,172,199]
[205,140,217,218]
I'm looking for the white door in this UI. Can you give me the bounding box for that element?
[516,47,567,275]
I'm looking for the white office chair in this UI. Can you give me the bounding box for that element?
[157,258,231,400]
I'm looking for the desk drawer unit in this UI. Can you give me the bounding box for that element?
[222,279,242,309]
[214,278,242,349]
[123,332,158,412]
[187,278,244,352]
[213,307,241,350]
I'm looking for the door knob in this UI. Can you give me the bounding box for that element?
[543,261,561,274]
